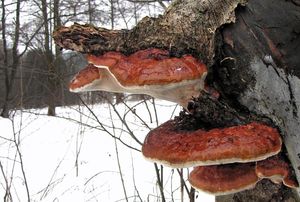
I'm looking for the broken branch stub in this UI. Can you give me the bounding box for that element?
[53,0,247,65]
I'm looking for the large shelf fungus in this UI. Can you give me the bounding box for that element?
[69,48,208,108]
[142,120,282,168]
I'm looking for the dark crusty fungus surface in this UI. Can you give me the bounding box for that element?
[142,120,282,168]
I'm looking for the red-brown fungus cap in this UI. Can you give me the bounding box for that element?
[256,155,299,188]
[142,120,282,168]
[86,48,207,86]
[69,64,100,91]
[87,51,124,67]
[189,163,259,195]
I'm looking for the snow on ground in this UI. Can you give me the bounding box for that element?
[0,99,214,202]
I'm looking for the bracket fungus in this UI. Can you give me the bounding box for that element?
[69,48,208,108]
[142,120,282,168]
[189,163,259,195]
[188,155,299,195]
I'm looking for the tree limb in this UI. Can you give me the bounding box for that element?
[53,0,247,65]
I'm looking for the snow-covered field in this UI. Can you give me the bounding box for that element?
[0,99,214,201]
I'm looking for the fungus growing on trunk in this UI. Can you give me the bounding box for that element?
[142,120,282,168]
[69,48,208,108]
[189,154,299,195]
[189,163,259,195]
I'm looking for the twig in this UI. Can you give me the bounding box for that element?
[143,99,153,123]
[106,99,143,145]
[11,118,30,202]
[170,169,175,202]
[39,158,64,200]
[169,104,179,119]
[122,100,152,130]
[189,187,195,202]
[126,0,167,10]
[79,97,141,152]
[75,105,85,177]
[176,169,191,200]
[0,161,13,202]
[130,152,143,201]
[151,98,159,127]
[154,163,166,202]
[179,168,184,202]
[109,105,129,202]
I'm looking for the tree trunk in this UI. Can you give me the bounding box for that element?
[1,0,21,118]
[1,0,9,117]
[53,0,300,200]
[215,0,300,201]
[42,0,56,116]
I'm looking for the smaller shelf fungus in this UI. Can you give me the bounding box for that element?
[189,163,258,195]
[189,155,298,195]
[69,48,207,108]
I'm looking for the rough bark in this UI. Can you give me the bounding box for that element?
[214,0,300,201]
[53,0,247,66]
[216,180,299,202]
[53,0,300,200]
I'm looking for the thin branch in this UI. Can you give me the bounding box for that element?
[84,171,119,186]
[154,163,166,202]
[75,106,85,177]
[109,105,129,202]
[126,0,167,10]
[122,100,152,130]
[79,97,141,151]
[11,119,30,202]
[0,161,13,202]
[143,99,153,123]
[39,157,64,200]
[151,98,159,126]
[130,152,143,201]
[106,99,143,145]
[176,169,191,199]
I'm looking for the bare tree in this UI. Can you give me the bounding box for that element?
[1,0,21,118]
[41,0,59,116]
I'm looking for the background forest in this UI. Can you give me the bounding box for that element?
[0,1,216,201]
[0,0,167,117]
